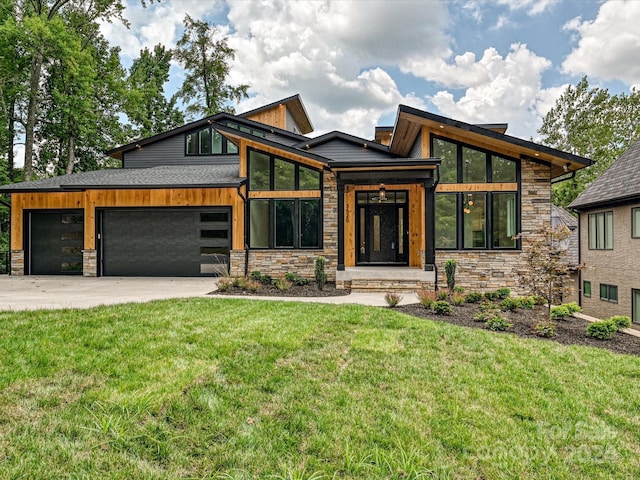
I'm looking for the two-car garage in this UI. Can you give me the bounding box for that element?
[27,208,231,276]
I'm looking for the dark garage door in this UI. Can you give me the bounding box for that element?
[29,211,84,275]
[100,208,231,276]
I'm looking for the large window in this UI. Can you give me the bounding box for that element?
[249,199,321,249]
[600,283,618,303]
[248,149,321,191]
[588,211,613,249]
[633,208,640,238]
[186,126,238,155]
[436,192,517,250]
[583,280,591,298]
[433,136,518,184]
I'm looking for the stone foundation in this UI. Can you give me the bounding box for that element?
[10,250,24,276]
[82,250,97,277]
[229,250,246,277]
[248,250,334,281]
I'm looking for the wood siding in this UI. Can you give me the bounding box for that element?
[11,188,245,251]
[244,105,286,131]
[343,184,424,268]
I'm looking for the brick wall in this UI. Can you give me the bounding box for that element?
[579,203,640,321]
[245,170,338,281]
[435,160,552,295]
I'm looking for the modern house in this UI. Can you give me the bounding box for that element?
[1,95,593,291]
[569,137,640,323]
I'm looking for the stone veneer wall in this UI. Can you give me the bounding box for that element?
[82,250,97,277]
[579,203,640,321]
[10,250,24,276]
[435,161,552,295]
[245,170,339,281]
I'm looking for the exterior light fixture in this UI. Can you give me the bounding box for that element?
[379,183,386,202]
[563,163,570,172]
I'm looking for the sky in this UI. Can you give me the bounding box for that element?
[17,0,640,167]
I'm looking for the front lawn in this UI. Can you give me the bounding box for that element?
[1,298,639,479]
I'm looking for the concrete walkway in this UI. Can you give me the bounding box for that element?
[0,275,418,311]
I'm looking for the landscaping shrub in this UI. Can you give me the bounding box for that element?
[586,320,618,340]
[484,291,500,302]
[274,278,292,292]
[610,315,631,330]
[416,290,436,309]
[496,288,511,300]
[451,294,465,306]
[532,295,546,306]
[232,276,249,289]
[384,292,403,308]
[564,302,582,315]
[474,301,500,322]
[550,305,571,320]
[515,296,536,310]
[315,256,327,290]
[285,272,309,286]
[453,286,465,294]
[464,292,483,303]
[436,290,449,301]
[250,270,273,285]
[500,297,519,312]
[216,278,233,292]
[431,300,452,315]
[534,320,557,338]
[444,259,456,291]
[485,314,512,331]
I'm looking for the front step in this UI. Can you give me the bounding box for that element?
[336,267,435,292]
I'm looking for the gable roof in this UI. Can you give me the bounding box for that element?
[390,105,594,178]
[0,164,243,193]
[240,94,313,134]
[569,137,640,210]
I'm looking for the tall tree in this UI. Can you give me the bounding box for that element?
[539,76,640,207]
[126,44,184,139]
[173,14,248,119]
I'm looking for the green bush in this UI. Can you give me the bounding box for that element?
[564,302,582,314]
[496,288,511,300]
[500,297,519,312]
[285,272,309,286]
[453,286,465,294]
[534,320,557,338]
[515,296,536,310]
[417,290,436,309]
[246,279,261,293]
[384,292,403,308]
[436,290,449,301]
[431,301,452,315]
[474,301,500,322]
[610,315,631,330]
[250,270,273,285]
[484,291,500,302]
[586,320,618,340]
[315,256,327,291]
[451,294,465,306]
[486,314,512,331]
[444,259,457,291]
[550,305,571,320]
[532,295,546,306]
[465,292,483,303]
[216,278,233,292]
[275,278,291,292]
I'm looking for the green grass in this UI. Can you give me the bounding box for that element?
[1,298,639,479]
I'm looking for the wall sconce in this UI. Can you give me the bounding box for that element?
[563,163,570,173]
[378,183,386,202]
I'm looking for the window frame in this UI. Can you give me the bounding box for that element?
[248,198,323,250]
[185,126,239,156]
[583,280,591,298]
[599,283,618,303]
[247,148,322,192]
[588,211,613,250]
[632,207,640,239]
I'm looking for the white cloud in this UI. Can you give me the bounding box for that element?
[427,44,552,138]
[562,0,640,88]
[13,145,24,169]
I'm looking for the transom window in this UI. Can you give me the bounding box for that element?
[588,211,613,249]
[186,126,238,155]
[248,149,321,191]
[432,136,518,184]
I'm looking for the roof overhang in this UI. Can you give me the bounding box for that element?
[329,158,440,184]
[390,106,594,179]
[240,94,313,134]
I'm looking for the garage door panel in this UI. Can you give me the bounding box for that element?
[30,211,84,275]
[101,209,230,276]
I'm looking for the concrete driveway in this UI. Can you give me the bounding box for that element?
[0,275,218,311]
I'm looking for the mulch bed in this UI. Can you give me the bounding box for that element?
[397,303,640,357]
[212,282,350,297]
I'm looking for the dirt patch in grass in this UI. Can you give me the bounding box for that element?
[213,281,350,297]
[397,303,640,357]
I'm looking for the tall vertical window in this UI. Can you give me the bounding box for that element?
[462,147,486,182]
[491,155,517,182]
[433,138,458,183]
[249,200,270,248]
[583,280,591,298]
[588,211,613,249]
[463,193,486,248]
[492,193,517,248]
[632,208,640,238]
[633,289,640,324]
[435,194,457,248]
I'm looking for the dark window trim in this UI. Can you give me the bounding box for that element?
[247,147,323,192]
[435,190,521,251]
[185,126,238,156]
[599,283,618,303]
[248,198,323,250]
[431,134,520,185]
[583,280,591,298]
[632,207,640,239]
[633,288,640,324]
[588,211,614,250]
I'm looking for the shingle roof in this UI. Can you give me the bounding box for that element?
[0,164,243,192]
[551,205,579,267]
[569,137,640,210]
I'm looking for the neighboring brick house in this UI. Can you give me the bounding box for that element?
[551,204,579,304]
[1,95,593,292]
[569,138,640,324]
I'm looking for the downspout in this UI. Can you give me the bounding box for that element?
[237,180,249,277]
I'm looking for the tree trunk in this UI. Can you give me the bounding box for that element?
[7,99,15,182]
[24,52,43,181]
[66,132,75,175]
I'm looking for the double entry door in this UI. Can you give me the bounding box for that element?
[356,191,408,265]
